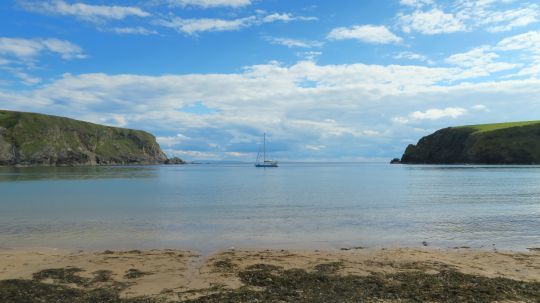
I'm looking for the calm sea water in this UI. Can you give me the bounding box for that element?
[0,163,539,252]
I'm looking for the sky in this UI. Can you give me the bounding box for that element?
[1,0,540,162]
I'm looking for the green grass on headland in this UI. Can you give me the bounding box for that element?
[0,109,168,166]
[457,121,540,133]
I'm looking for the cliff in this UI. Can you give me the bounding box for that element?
[0,110,171,166]
[400,121,540,164]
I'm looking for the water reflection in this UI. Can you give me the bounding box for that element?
[0,163,539,251]
[0,165,159,181]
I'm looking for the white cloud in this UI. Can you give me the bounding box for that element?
[296,51,322,61]
[260,13,317,23]
[445,46,497,68]
[472,104,489,111]
[496,30,540,53]
[445,46,518,77]
[494,31,540,77]
[483,6,540,32]
[155,12,315,34]
[399,9,467,35]
[410,107,468,120]
[266,37,323,48]
[0,37,85,61]
[155,16,255,34]
[327,25,402,44]
[165,0,251,8]
[305,144,326,151]
[400,0,433,7]
[393,51,432,63]
[400,1,540,35]
[20,0,150,22]
[157,134,191,147]
[4,59,540,160]
[10,70,42,85]
[392,107,468,124]
[111,27,159,35]
[0,37,84,86]
[456,1,540,33]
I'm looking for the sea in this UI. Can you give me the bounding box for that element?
[0,163,539,253]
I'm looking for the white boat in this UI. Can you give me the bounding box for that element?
[255,133,278,168]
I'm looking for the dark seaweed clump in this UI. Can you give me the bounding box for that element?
[1,264,540,303]
[32,267,89,286]
[124,269,149,279]
[0,279,154,303]
[212,259,237,272]
[92,270,114,283]
[186,263,540,303]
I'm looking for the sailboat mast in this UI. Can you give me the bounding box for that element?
[263,133,266,162]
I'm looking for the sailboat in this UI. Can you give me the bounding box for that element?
[255,133,278,167]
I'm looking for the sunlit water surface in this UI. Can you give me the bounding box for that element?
[0,163,539,252]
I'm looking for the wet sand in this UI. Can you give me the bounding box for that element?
[0,247,539,302]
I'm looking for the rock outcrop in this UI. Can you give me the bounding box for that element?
[400,121,540,164]
[0,110,173,166]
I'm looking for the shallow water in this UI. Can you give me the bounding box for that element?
[0,163,539,252]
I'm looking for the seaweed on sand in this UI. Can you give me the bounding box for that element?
[212,259,237,273]
[124,269,150,279]
[0,279,155,303]
[92,270,114,283]
[185,264,540,303]
[2,263,540,303]
[32,267,89,286]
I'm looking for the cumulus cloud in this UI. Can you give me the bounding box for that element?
[111,27,158,35]
[393,107,468,124]
[20,0,150,22]
[157,133,191,147]
[410,107,467,120]
[483,6,540,32]
[393,51,432,64]
[0,37,85,61]
[266,37,323,48]
[490,31,540,78]
[496,30,540,53]
[155,12,316,34]
[398,1,540,35]
[327,25,402,44]
[0,37,85,86]
[3,59,540,160]
[445,46,518,77]
[472,104,489,111]
[399,9,467,34]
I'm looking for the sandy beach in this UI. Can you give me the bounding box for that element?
[1,247,539,302]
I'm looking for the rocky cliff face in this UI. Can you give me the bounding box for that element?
[401,122,540,164]
[0,110,171,166]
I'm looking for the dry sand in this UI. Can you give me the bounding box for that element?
[0,247,539,302]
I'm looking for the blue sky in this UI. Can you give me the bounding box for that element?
[2,0,540,161]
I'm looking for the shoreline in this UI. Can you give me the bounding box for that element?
[1,247,539,302]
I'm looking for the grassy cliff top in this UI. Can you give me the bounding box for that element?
[0,110,145,134]
[456,121,540,133]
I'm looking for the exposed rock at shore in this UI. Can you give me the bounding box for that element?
[0,110,178,166]
[165,157,186,165]
[400,121,540,164]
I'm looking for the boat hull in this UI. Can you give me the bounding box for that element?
[255,163,278,168]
